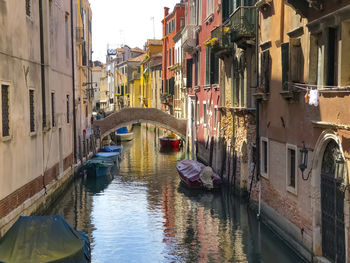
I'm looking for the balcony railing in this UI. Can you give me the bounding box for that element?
[229,6,256,41]
[210,26,233,58]
[131,72,141,81]
[181,25,197,54]
[76,27,84,44]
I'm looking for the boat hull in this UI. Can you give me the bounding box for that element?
[116,132,134,142]
[159,137,180,149]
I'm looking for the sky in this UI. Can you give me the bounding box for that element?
[90,0,181,62]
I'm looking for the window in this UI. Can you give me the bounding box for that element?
[206,0,213,17]
[51,92,55,127]
[85,104,88,118]
[196,100,200,125]
[172,47,175,65]
[205,47,219,85]
[26,0,31,17]
[260,137,269,178]
[169,49,172,67]
[1,85,10,137]
[286,144,297,194]
[66,95,70,123]
[29,90,35,133]
[186,58,193,88]
[203,101,207,126]
[197,0,202,25]
[65,14,70,58]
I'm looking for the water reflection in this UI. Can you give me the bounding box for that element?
[44,125,304,263]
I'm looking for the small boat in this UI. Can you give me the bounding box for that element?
[116,127,134,142]
[95,152,120,163]
[159,133,181,149]
[176,159,222,190]
[103,145,123,153]
[0,215,90,263]
[85,158,114,177]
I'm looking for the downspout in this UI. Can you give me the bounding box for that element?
[255,5,262,219]
[70,0,77,162]
[39,0,46,127]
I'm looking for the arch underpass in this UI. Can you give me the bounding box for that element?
[93,108,187,139]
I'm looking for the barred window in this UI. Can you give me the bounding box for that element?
[51,92,55,127]
[66,95,70,123]
[29,90,35,132]
[1,85,10,137]
[26,0,31,17]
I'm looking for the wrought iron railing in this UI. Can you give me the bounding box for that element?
[181,25,197,53]
[229,6,256,39]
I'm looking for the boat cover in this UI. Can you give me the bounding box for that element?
[116,127,128,134]
[176,159,205,183]
[0,215,90,263]
[103,145,122,153]
[96,152,119,158]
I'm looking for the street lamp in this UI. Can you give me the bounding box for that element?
[299,142,310,180]
[336,152,345,181]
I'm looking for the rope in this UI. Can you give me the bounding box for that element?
[288,82,350,93]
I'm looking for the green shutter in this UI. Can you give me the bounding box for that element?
[206,47,210,85]
[186,59,193,88]
[281,43,289,90]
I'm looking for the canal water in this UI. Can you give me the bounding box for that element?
[45,125,304,263]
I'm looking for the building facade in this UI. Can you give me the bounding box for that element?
[162,3,186,115]
[0,0,76,235]
[251,0,350,262]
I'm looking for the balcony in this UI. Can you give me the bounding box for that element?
[76,27,84,44]
[210,26,233,58]
[131,72,141,81]
[228,6,256,48]
[181,25,197,54]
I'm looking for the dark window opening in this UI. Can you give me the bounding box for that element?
[186,58,193,88]
[66,95,70,123]
[29,90,35,132]
[51,92,55,127]
[327,27,338,87]
[281,43,289,90]
[1,85,10,137]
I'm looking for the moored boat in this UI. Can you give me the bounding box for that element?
[116,127,134,142]
[0,215,90,263]
[103,145,123,153]
[95,152,120,163]
[159,133,181,150]
[176,159,222,190]
[85,158,114,177]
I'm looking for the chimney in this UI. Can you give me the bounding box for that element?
[164,7,169,17]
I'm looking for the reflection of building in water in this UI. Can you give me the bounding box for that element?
[45,178,94,240]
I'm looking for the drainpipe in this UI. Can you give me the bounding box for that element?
[70,0,77,162]
[255,5,262,219]
[39,0,46,127]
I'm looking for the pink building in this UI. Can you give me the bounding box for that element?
[182,0,221,164]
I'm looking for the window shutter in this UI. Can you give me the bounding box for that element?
[206,47,210,85]
[281,43,289,90]
[290,38,302,82]
[186,58,193,88]
[260,50,270,93]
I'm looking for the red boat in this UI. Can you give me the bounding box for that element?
[176,159,222,189]
[159,137,181,149]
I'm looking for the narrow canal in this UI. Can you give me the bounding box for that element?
[45,125,304,263]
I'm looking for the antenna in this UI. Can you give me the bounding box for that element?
[151,16,155,39]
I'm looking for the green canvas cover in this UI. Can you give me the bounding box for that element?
[0,215,90,263]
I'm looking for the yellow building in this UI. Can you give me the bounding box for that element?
[76,0,93,155]
[140,40,162,108]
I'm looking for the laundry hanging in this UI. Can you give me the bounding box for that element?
[308,89,319,106]
[304,89,309,104]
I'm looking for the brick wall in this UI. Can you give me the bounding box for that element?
[0,153,73,219]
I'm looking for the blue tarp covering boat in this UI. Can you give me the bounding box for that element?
[103,145,123,153]
[116,127,128,134]
[95,152,120,163]
[0,215,90,263]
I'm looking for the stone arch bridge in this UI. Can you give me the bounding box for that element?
[93,108,187,140]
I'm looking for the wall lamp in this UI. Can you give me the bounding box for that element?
[299,142,310,181]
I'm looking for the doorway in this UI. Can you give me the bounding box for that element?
[321,140,345,263]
